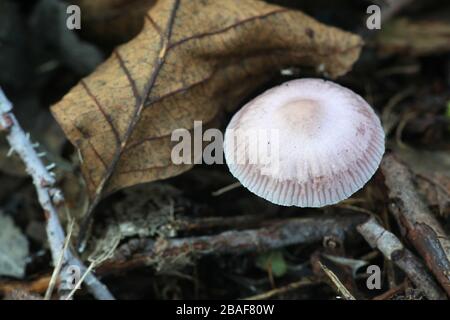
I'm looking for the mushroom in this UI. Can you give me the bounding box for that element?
[223,78,385,207]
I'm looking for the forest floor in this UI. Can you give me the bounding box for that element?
[0,0,449,300]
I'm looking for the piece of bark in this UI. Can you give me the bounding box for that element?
[381,153,450,297]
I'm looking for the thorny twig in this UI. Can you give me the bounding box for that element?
[357,216,446,300]
[0,88,114,300]
[381,153,450,297]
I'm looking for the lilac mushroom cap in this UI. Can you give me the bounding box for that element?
[223,78,385,207]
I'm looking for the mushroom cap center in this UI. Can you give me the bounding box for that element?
[275,99,322,135]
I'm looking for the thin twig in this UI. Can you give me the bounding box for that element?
[319,261,356,300]
[212,182,242,196]
[64,261,96,300]
[45,220,75,300]
[0,88,114,300]
[395,112,416,149]
[381,86,415,134]
[243,278,315,300]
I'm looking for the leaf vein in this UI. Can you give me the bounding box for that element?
[81,80,121,146]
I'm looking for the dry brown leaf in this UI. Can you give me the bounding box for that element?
[51,0,362,208]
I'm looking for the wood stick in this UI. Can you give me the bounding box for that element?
[99,214,365,274]
[358,216,446,300]
[381,153,450,297]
